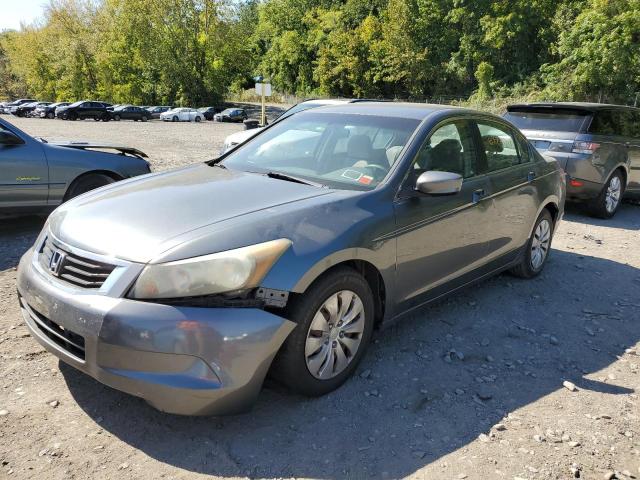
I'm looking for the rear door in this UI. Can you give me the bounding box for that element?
[0,124,49,209]
[472,119,541,263]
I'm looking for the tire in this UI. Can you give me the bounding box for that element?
[68,112,77,121]
[141,116,148,122]
[47,112,55,119]
[270,266,375,396]
[113,114,121,121]
[172,116,178,122]
[64,173,116,201]
[195,116,201,123]
[510,209,554,279]
[589,170,624,219]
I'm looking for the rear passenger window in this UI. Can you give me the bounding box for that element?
[618,110,636,137]
[476,122,521,172]
[632,111,640,137]
[589,110,621,136]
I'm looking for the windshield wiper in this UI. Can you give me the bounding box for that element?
[264,171,325,188]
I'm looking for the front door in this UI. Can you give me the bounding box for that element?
[0,125,48,209]
[393,119,496,310]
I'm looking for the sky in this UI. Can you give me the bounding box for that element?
[0,0,46,31]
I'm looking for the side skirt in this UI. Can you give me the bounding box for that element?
[381,247,524,329]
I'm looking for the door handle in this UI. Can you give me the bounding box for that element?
[472,188,486,203]
[527,171,536,182]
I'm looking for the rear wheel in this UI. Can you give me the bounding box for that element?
[172,116,178,122]
[64,173,116,201]
[270,267,374,396]
[195,116,201,123]
[590,170,624,219]
[46,112,55,119]
[510,209,554,279]
[141,115,148,122]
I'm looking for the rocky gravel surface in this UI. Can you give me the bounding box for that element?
[1,116,640,480]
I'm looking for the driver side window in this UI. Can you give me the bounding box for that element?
[409,121,477,182]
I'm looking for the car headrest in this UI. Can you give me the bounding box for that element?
[347,134,373,160]
[482,135,504,153]
[386,145,403,166]
[432,139,462,155]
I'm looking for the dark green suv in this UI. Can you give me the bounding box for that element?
[505,103,640,218]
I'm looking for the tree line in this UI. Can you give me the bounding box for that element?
[1,0,638,106]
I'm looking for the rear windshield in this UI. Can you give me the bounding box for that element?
[504,109,591,132]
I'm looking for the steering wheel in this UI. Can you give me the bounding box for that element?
[364,163,389,178]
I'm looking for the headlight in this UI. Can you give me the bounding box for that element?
[129,239,291,299]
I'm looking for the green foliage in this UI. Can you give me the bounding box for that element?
[542,0,640,103]
[0,0,638,105]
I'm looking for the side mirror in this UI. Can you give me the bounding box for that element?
[415,170,463,195]
[0,130,25,146]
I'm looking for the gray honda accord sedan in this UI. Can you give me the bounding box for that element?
[17,103,566,415]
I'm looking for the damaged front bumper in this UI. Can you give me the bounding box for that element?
[16,236,296,416]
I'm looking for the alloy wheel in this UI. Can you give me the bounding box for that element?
[605,176,621,214]
[305,290,365,380]
[530,219,551,270]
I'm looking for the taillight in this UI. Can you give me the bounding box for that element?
[572,141,600,154]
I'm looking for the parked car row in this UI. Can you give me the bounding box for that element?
[1,99,243,123]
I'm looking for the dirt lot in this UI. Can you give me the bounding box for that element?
[1,116,640,480]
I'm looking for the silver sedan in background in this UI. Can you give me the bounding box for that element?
[160,107,204,122]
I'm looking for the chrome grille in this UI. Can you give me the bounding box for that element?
[39,238,116,289]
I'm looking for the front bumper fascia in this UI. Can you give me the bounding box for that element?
[17,244,296,416]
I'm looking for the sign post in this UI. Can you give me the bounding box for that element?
[254,78,272,126]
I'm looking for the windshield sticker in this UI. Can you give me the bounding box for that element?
[341,169,363,181]
[358,175,373,185]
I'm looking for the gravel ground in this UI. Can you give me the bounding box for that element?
[1,116,640,480]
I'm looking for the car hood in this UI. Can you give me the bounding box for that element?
[49,163,333,263]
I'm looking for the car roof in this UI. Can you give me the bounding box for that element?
[299,101,467,120]
[507,102,640,113]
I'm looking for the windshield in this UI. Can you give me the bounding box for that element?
[221,112,419,190]
[68,101,84,107]
[221,108,234,114]
[504,109,591,132]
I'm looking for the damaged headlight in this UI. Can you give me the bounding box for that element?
[129,239,291,300]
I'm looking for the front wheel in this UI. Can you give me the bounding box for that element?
[510,209,554,279]
[64,173,116,201]
[590,171,624,219]
[172,116,178,122]
[270,267,374,396]
[195,116,201,122]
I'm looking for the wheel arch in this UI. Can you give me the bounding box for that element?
[63,170,123,201]
[291,253,389,329]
